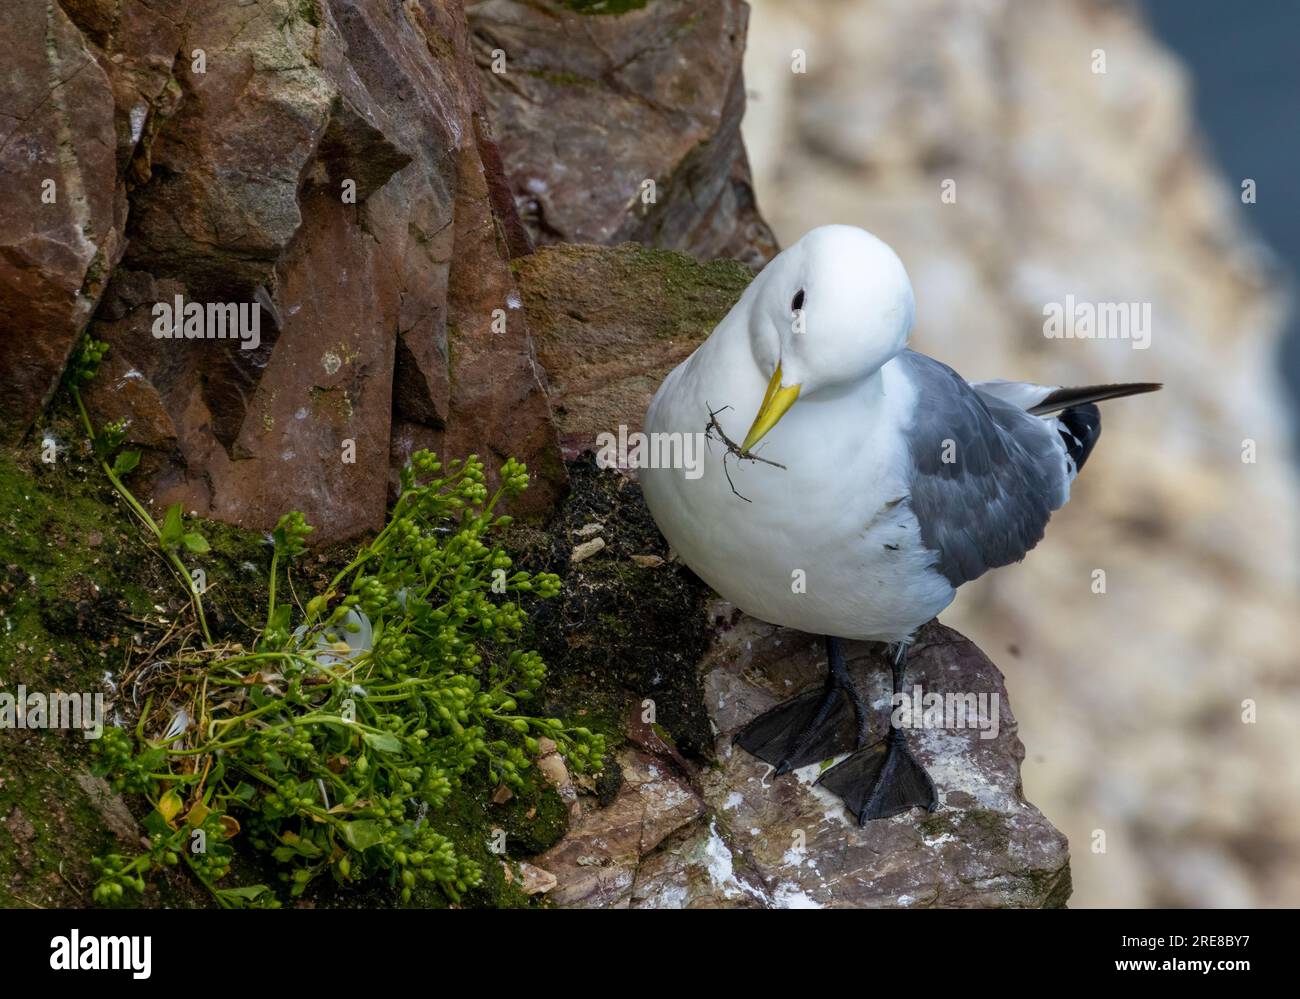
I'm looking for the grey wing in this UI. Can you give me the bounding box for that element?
[896,350,1070,588]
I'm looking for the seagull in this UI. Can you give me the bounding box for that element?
[640,225,1159,824]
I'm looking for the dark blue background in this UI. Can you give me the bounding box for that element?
[1144,0,1300,449]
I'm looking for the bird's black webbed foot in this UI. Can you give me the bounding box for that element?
[733,637,867,776]
[816,641,938,823]
[817,726,938,824]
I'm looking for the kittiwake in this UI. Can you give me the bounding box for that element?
[640,224,1160,824]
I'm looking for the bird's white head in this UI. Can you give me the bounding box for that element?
[741,225,915,450]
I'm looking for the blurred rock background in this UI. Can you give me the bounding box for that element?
[742,0,1300,906]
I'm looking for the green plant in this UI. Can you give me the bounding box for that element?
[65,339,604,907]
[66,340,213,644]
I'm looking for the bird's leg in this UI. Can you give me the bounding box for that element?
[826,636,872,750]
[816,642,938,824]
[733,636,867,775]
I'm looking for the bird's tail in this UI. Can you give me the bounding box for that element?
[1024,381,1163,416]
[973,378,1161,476]
[973,377,1162,415]
[1056,402,1102,472]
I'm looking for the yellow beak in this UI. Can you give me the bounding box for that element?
[742,365,802,451]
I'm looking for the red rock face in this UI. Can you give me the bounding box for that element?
[5,0,564,542]
[2,0,775,543]
[0,1,131,439]
[469,0,778,270]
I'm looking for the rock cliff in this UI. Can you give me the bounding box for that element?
[3,0,563,542]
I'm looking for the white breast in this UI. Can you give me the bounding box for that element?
[641,346,955,643]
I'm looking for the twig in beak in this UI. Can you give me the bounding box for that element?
[705,403,787,503]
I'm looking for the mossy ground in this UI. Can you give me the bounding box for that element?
[0,400,237,908]
[0,397,711,908]
[510,455,713,760]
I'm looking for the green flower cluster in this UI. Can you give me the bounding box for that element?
[88,798,242,905]
[66,336,108,385]
[273,510,313,557]
[93,727,162,795]
[89,449,605,907]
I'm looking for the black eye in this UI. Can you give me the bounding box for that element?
[791,289,805,312]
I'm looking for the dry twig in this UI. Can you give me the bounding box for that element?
[704,403,787,503]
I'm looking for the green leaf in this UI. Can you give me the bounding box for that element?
[279,830,322,858]
[158,788,183,824]
[184,799,211,828]
[361,730,401,754]
[338,820,385,852]
[161,504,184,546]
[141,809,170,838]
[267,605,290,634]
[220,885,272,901]
[215,884,277,908]
[136,747,167,771]
[112,450,141,476]
[181,532,210,554]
